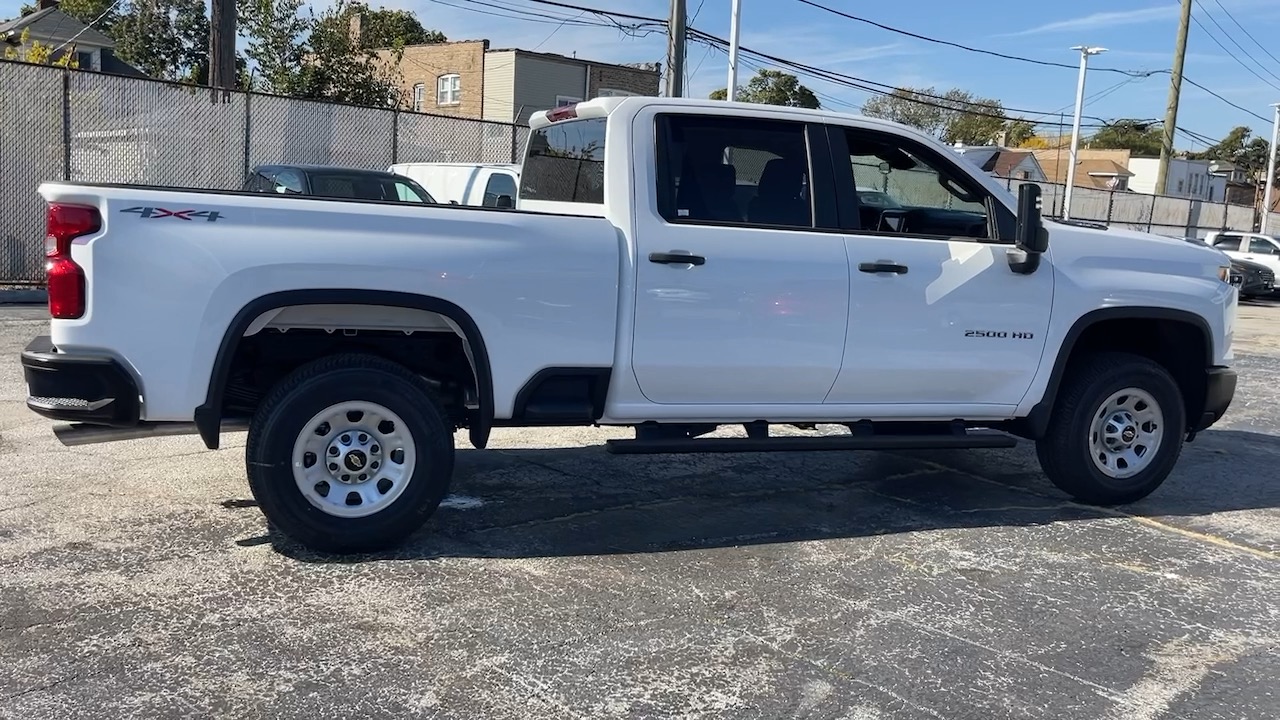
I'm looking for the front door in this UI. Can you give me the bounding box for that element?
[821,124,1054,407]
[629,112,850,405]
[1243,234,1280,274]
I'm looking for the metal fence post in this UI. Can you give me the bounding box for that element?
[1147,194,1157,233]
[510,126,517,163]
[1107,190,1115,224]
[61,69,71,181]
[242,91,252,180]
[391,109,399,165]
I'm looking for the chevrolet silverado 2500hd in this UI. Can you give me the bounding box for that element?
[23,97,1238,553]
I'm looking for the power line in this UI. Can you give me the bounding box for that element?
[1181,76,1271,124]
[791,0,1153,77]
[1208,0,1280,71]
[1188,4,1280,90]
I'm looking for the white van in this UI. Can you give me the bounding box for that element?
[387,162,520,208]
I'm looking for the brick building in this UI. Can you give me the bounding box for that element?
[369,32,661,125]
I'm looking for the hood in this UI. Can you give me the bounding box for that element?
[1043,219,1232,278]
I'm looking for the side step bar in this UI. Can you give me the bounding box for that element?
[53,419,250,447]
[605,430,1018,455]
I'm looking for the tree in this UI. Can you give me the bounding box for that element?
[710,69,820,109]
[1086,119,1164,156]
[237,0,445,105]
[1189,125,1274,185]
[2,28,79,67]
[313,1,444,50]
[860,86,1011,145]
[1004,119,1036,147]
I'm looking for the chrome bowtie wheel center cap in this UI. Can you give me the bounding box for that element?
[343,449,368,472]
[1103,411,1139,450]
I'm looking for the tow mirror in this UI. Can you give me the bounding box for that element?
[1008,183,1048,275]
[495,194,515,209]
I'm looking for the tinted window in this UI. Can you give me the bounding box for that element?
[520,118,606,204]
[844,129,989,239]
[307,173,433,203]
[1250,237,1280,255]
[656,114,813,229]
[1212,235,1242,252]
[483,173,518,206]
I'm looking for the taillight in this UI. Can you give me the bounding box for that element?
[45,203,99,319]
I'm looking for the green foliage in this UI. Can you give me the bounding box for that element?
[1188,125,1274,183]
[314,1,445,50]
[710,69,821,109]
[860,86,1013,146]
[1086,119,1164,156]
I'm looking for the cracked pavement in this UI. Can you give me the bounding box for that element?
[1,302,1278,719]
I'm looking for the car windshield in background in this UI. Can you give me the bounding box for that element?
[309,173,435,204]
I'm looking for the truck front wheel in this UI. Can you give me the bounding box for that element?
[245,353,455,554]
[1035,352,1186,505]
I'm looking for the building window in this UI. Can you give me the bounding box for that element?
[556,95,582,108]
[412,83,425,112]
[1019,170,1031,179]
[437,74,461,106]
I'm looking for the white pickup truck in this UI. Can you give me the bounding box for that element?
[23,97,1238,554]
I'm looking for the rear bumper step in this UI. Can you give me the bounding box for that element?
[22,335,141,427]
[605,430,1018,455]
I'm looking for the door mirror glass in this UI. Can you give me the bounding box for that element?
[495,194,515,209]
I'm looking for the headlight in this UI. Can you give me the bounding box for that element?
[1217,265,1232,283]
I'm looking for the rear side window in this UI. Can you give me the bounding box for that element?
[483,173,518,206]
[520,118,606,204]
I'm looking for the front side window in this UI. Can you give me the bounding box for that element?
[656,114,813,229]
[843,128,990,239]
[437,74,461,105]
[1212,235,1243,252]
[520,117,606,204]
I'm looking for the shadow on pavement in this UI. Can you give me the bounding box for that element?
[249,428,1278,564]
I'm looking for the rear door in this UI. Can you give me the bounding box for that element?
[628,110,850,405]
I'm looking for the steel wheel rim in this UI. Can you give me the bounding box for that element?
[291,400,417,518]
[1088,388,1164,480]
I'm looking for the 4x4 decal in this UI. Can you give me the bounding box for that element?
[120,206,223,222]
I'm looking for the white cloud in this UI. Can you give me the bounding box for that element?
[997,6,1175,37]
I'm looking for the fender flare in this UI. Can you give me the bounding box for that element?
[193,289,494,451]
[1021,306,1213,439]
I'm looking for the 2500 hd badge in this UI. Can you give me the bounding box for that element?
[965,330,1035,339]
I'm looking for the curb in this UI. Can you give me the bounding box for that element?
[0,288,48,304]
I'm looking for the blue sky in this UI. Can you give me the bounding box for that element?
[7,0,1280,150]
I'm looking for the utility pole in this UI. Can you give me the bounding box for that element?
[665,0,686,97]
[726,0,742,101]
[1156,0,1192,196]
[1064,45,1106,220]
[1262,103,1280,233]
[209,0,237,102]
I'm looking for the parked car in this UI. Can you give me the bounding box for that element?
[1182,235,1275,298]
[1204,231,1280,290]
[24,96,1237,554]
[387,162,519,208]
[243,164,438,204]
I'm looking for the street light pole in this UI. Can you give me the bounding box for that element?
[1063,45,1106,220]
[726,0,742,101]
[1262,103,1280,233]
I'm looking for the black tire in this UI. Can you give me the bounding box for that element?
[1035,351,1186,505]
[245,353,455,554]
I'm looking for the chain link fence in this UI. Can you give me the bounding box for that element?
[1,60,530,284]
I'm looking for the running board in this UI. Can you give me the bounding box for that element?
[52,419,250,447]
[604,430,1018,455]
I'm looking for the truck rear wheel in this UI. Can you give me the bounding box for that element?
[245,353,455,554]
[1035,352,1186,505]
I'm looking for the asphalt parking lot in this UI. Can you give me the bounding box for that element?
[1,303,1277,720]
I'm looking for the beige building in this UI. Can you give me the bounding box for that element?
[370,34,661,125]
